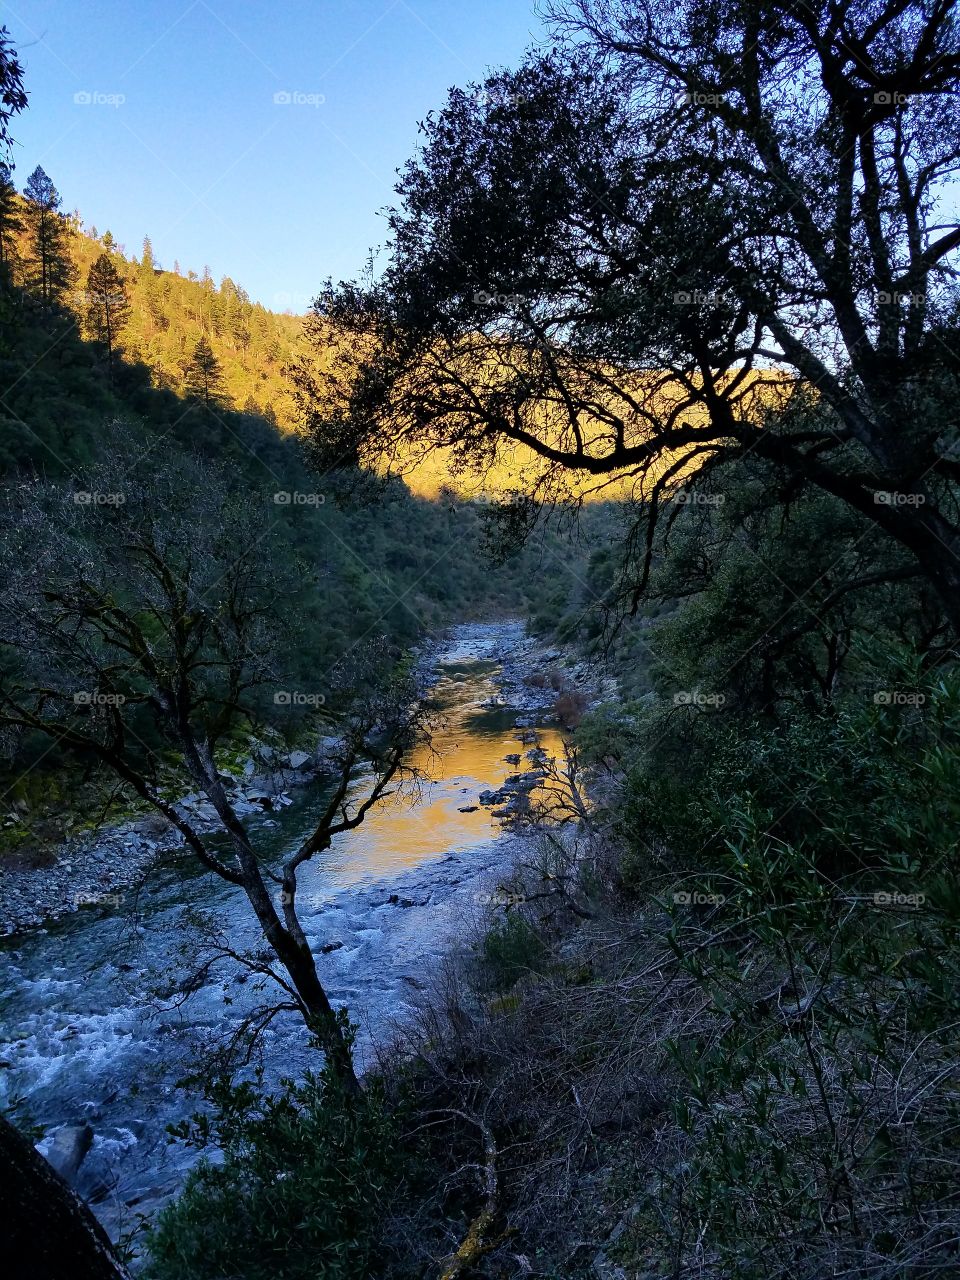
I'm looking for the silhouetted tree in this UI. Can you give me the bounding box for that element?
[302,2,960,631]
[185,334,227,409]
[22,165,75,304]
[0,25,27,147]
[83,253,130,372]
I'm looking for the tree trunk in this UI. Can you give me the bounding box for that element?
[266,920,362,1096]
[0,1114,129,1280]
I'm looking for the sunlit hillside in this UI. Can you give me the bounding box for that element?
[302,323,794,502]
[5,197,304,428]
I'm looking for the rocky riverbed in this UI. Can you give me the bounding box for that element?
[0,736,347,937]
[0,619,596,1245]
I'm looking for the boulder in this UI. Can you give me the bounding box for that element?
[43,1123,94,1185]
[287,750,312,771]
[131,813,172,837]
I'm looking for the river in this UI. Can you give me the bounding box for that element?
[0,621,564,1242]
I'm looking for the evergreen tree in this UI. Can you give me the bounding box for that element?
[21,166,75,304]
[185,334,226,409]
[141,235,154,270]
[0,161,21,272]
[84,252,129,372]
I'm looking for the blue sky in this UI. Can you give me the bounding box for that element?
[5,0,544,307]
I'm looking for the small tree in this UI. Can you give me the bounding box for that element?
[84,252,130,371]
[0,451,424,1093]
[22,164,75,304]
[185,334,227,409]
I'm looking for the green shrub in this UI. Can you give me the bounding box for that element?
[145,1057,409,1280]
[612,658,960,1278]
[480,912,548,991]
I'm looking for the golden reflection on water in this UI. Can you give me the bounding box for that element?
[316,665,566,890]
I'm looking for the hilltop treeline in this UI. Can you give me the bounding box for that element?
[0,158,301,433]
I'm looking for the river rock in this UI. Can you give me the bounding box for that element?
[132,813,172,837]
[43,1122,94,1184]
[286,750,312,771]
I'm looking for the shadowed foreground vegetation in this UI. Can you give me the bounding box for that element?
[1,2,959,1277]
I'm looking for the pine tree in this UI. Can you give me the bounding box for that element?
[21,166,75,304]
[84,253,130,372]
[185,335,227,409]
[0,161,22,273]
[141,235,154,271]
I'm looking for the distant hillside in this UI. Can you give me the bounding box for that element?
[78,232,303,429]
[4,186,303,429]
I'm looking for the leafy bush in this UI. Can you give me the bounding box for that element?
[480,912,548,991]
[145,1057,410,1280]
[609,659,960,1278]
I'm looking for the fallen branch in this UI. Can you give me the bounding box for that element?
[437,1109,514,1279]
